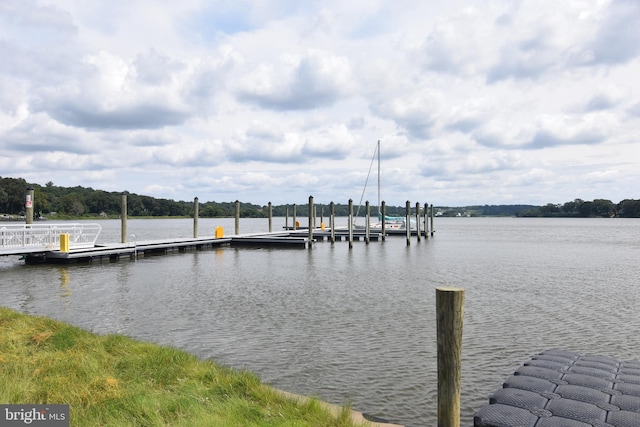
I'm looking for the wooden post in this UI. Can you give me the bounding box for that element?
[25,187,34,225]
[235,200,240,235]
[431,204,435,236]
[313,204,317,229]
[381,201,386,240]
[436,287,465,427]
[424,203,429,238]
[268,202,273,232]
[365,201,370,244]
[285,206,289,230]
[121,192,127,243]
[308,195,314,246]
[330,202,335,243]
[415,202,421,242]
[348,199,354,249]
[405,200,411,246]
[293,204,297,230]
[193,197,199,238]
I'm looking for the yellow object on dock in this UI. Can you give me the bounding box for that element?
[215,226,224,239]
[59,234,70,252]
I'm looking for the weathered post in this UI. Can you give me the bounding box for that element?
[381,201,386,240]
[365,201,370,244]
[348,199,354,249]
[121,192,127,243]
[330,201,335,243]
[293,204,297,230]
[405,200,411,246]
[193,197,199,238]
[285,206,289,230]
[268,202,273,232]
[308,195,314,246]
[424,203,429,238]
[235,200,240,235]
[416,202,421,242]
[436,287,465,427]
[431,204,435,236]
[25,187,34,225]
[313,204,317,229]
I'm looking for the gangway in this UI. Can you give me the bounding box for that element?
[0,223,102,256]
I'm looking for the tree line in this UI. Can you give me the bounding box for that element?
[3,177,639,218]
[0,177,411,219]
[517,198,640,218]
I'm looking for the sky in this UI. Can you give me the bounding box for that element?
[1,0,639,207]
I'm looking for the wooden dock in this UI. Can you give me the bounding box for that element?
[15,231,323,263]
[3,213,433,263]
[22,232,320,263]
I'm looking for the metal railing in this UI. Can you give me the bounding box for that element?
[0,223,102,253]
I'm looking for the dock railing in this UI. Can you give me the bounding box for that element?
[0,223,102,254]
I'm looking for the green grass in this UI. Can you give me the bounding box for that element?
[0,307,368,426]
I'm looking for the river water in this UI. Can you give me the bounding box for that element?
[1,217,639,426]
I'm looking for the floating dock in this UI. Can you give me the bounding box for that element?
[1,220,431,264]
[17,229,394,263]
[23,232,316,263]
[474,349,640,426]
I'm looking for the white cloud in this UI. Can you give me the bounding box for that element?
[1,0,639,207]
[236,49,353,110]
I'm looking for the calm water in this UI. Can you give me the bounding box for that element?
[1,217,639,426]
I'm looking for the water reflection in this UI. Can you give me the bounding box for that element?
[58,267,71,298]
[1,218,639,426]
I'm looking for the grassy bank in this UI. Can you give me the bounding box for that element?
[0,307,366,426]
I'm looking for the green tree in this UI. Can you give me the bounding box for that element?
[0,177,29,214]
[618,199,640,218]
[60,194,85,216]
[539,203,561,216]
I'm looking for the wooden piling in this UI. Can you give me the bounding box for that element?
[268,202,273,232]
[308,196,314,246]
[381,201,386,240]
[365,201,370,244]
[405,200,411,246]
[285,206,289,230]
[121,192,127,243]
[193,197,199,238]
[431,204,435,236]
[436,287,465,427]
[424,203,429,238]
[348,199,354,249]
[293,204,297,231]
[330,202,335,243]
[25,187,34,225]
[313,204,317,229]
[415,202,421,242]
[235,200,240,235]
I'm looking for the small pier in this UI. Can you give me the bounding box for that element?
[474,349,640,426]
[1,226,396,263]
[2,194,437,264]
[11,231,317,264]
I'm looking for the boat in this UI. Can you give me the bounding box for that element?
[354,140,416,232]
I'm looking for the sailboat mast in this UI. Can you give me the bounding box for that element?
[377,140,380,214]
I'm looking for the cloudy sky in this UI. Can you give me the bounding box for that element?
[1,0,639,206]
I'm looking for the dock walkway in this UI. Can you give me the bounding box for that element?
[22,232,315,263]
[2,221,429,263]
